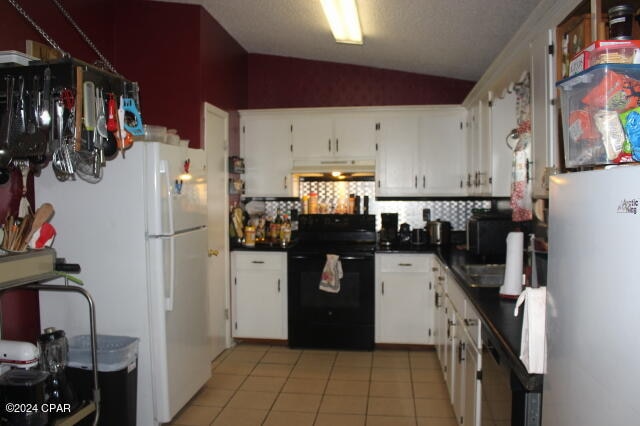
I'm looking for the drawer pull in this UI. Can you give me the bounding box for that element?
[464,319,478,327]
[438,276,445,281]
[398,263,413,266]
[251,260,265,264]
[277,278,281,292]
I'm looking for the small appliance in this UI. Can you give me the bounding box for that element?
[0,340,49,426]
[411,228,428,245]
[380,213,398,245]
[467,212,513,260]
[37,327,77,412]
[398,223,411,243]
[427,219,451,246]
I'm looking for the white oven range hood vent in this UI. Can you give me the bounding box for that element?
[291,158,375,173]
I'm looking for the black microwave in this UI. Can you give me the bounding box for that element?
[466,213,514,261]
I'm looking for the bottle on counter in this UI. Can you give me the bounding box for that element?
[363,196,369,214]
[301,195,309,215]
[309,192,318,214]
[244,226,256,247]
[348,194,355,214]
[290,208,299,240]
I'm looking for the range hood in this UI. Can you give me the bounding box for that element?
[291,158,375,173]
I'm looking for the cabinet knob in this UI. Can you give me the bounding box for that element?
[208,249,219,257]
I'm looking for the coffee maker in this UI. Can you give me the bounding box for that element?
[380,213,398,246]
[38,328,77,414]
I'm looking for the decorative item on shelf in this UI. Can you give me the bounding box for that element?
[228,156,245,174]
[228,177,245,195]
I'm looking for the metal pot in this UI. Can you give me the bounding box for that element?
[427,220,451,245]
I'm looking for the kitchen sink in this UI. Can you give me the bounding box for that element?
[455,264,505,288]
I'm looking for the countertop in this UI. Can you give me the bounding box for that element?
[231,240,543,392]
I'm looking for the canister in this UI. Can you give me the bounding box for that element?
[244,226,256,247]
[608,4,635,40]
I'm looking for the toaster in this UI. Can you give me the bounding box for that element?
[466,213,514,261]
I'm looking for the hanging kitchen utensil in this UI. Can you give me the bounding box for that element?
[0,76,15,171]
[39,67,51,129]
[121,97,144,136]
[95,87,107,165]
[13,73,47,159]
[73,67,83,152]
[15,159,31,217]
[106,93,117,132]
[11,76,26,142]
[116,96,133,158]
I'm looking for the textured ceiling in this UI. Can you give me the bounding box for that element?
[154,0,542,81]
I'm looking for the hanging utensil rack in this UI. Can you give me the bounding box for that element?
[0,58,140,180]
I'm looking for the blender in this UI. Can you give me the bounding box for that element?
[37,328,77,413]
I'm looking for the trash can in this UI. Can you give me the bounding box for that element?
[66,335,139,426]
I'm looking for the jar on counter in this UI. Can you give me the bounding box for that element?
[609,4,635,40]
[244,226,256,247]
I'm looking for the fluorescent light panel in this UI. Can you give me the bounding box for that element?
[320,0,363,44]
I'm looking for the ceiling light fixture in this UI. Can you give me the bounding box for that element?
[320,0,363,45]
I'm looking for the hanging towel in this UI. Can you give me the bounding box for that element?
[514,287,547,374]
[319,254,343,293]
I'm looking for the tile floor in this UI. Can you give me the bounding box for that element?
[168,343,457,426]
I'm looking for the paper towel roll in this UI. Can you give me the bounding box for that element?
[500,231,523,298]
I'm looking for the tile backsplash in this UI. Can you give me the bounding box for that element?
[259,180,492,231]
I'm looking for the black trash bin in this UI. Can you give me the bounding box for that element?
[66,335,139,426]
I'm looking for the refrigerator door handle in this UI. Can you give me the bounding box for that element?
[165,236,176,311]
[159,159,175,235]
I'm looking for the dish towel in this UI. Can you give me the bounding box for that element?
[319,254,343,293]
[514,287,547,374]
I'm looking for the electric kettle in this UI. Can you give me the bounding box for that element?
[427,219,451,246]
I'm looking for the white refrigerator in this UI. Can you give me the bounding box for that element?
[544,166,640,425]
[36,142,211,425]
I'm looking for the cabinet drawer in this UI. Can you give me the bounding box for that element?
[233,252,284,270]
[446,272,466,314]
[378,254,430,273]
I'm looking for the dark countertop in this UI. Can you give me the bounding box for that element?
[231,239,543,392]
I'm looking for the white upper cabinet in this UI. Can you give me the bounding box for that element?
[530,27,557,199]
[466,100,492,196]
[490,91,518,197]
[375,112,421,196]
[419,107,467,195]
[240,114,293,197]
[291,112,376,163]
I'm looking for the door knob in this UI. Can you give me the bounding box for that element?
[208,249,219,257]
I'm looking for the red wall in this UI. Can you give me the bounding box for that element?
[248,54,475,108]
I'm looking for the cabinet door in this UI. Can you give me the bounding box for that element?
[531,28,556,198]
[375,254,432,344]
[465,105,477,195]
[420,108,466,195]
[375,114,420,196]
[241,115,293,197]
[333,113,377,158]
[231,252,287,339]
[452,307,466,425]
[476,99,492,195]
[463,330,481,426]
[291,114,334,159]
[490,91,517,197]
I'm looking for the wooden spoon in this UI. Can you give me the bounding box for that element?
[22,203,54,249]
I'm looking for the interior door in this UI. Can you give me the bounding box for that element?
[204,103,230,360]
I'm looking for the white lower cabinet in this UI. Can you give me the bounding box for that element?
[230,251,287,339]
[438,269,482,426]
[375,253,435,344]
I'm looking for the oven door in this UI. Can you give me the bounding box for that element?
[287,251,374,350]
